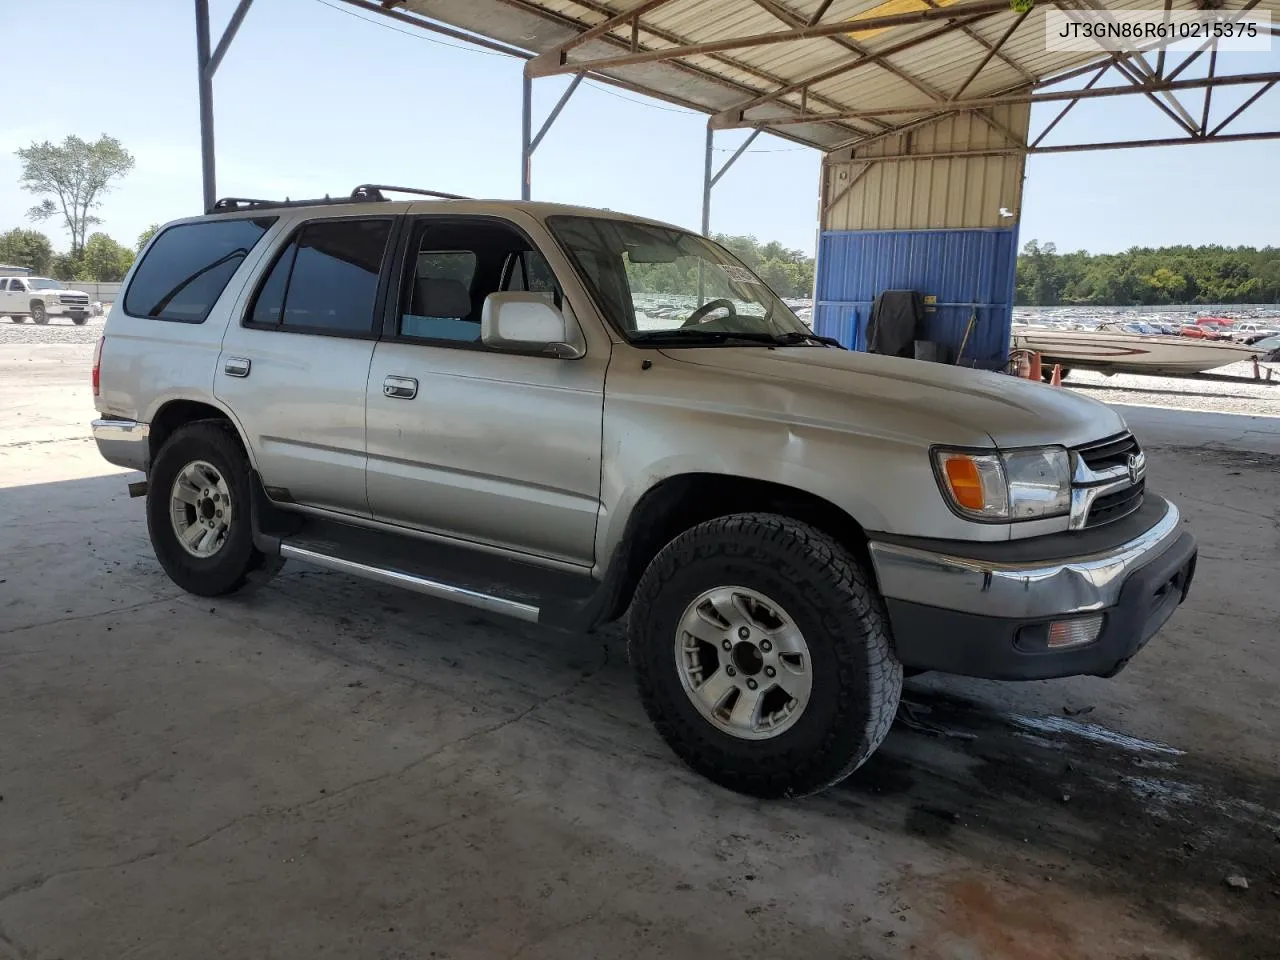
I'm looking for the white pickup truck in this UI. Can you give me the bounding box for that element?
[1,276,91,324]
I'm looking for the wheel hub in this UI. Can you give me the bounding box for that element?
[169,460,232,558]
[675,586,813,741]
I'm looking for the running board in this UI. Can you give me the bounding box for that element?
[278,543,540,623]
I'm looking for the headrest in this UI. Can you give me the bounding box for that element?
[415,277,471,319]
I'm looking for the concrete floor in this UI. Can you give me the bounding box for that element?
[2,343,1278,960]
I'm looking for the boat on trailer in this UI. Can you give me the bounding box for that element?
[1011,321,1263,377]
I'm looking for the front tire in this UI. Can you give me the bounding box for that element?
[31,302,48,324]
[146,420,283,596]
[628,513,902,798]
[9,315,24,323]
[71,314,88,326]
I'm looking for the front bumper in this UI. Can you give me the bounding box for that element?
[868,496,1196,680]
[92,418,149,472]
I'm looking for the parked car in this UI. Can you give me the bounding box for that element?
[0,276,91,324]
[91,186,1198,798]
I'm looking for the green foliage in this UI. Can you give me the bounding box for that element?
[80,233,135,282]
[1016,240,1280,306]
[37,232,135,282]
[16,134,135,255]
[626,234,815,299]
[136,223,160,253]
[0,228,54,275]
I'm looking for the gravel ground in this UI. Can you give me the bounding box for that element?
[1065,361,1280,418]
[0,313,108,344]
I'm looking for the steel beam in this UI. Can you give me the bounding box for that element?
[1201,44,1218,136]
[928,1,1035,85]
[1030,64,1108,148]
[701,128,762,237]
[526,0,1013,77]
[548,0,678,57]
[709,13,1001,128]
[750,0,951,114]
[195,0,216,212]
[951,10,1029,100]
[1208,79,1277,137]
[824,129,1280,161]
[207,0,254,77]
[529,74,584,153]
[509,0,874,140]
[757,71,1280,124]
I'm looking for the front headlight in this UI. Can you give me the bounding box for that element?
[933,446,1071,522]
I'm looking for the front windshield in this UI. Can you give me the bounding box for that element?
[28,279,67,291]
[548,215,813,344]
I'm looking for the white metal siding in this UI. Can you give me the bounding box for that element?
[822,104,1029,230]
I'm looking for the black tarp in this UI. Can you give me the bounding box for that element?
[865,289,925,358]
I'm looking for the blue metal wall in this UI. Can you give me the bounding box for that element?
[813,227,1018,370]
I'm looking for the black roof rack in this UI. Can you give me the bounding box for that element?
[207,184,469,215]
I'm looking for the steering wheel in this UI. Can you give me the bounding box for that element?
[681,298,737,327]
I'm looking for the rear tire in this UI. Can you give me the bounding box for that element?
[9,315,24,324]
[31,302,48,324]
[146,420,284,597]
[628,513,902,798]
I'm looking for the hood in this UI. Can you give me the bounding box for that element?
[658,346,1126,449]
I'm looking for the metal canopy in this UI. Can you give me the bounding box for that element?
[374,0,1279,157]
[192,0,1279,233]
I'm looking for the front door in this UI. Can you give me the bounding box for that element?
[364,216,606,568]
[216,215,397,516]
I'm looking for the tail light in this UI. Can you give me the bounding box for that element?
[92,336,104,397]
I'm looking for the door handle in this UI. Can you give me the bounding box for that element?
[224,357,251,378]
[383,375,418,399]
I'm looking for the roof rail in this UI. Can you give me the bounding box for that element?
[207,194,386,214]
[206,184,469,215]
[353,184,470,201]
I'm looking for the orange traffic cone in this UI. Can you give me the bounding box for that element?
[1050,363,1062,387]
[1029,352,1042,382]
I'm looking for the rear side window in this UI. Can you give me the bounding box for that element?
[124,217,276,323]
[248,218,392,335]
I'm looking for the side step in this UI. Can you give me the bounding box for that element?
[278,542,540,623]
[252,501,603,630]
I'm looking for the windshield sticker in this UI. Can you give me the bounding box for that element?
[720,264,762,285]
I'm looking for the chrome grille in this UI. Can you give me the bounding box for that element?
[1071,431,1145,529]
[1076,431,1140,472]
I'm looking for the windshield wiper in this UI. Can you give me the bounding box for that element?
[769,331,845,348]
[630,329,782,347]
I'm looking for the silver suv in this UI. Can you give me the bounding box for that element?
[92,185,1197,797]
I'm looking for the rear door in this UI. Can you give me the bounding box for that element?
[216,214,397,517]
[364,215,606,567]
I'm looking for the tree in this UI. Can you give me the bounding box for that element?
[0,228,54,275]
[136,223,160,253]
[80,233,135,282]
[16,135,135,256]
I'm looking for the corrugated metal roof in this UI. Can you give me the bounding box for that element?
[394,0,1278,153]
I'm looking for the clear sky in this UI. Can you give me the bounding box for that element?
[5,0,1278,257]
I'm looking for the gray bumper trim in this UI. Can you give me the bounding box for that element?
[92,418,150,472]
[868,500,1182,619]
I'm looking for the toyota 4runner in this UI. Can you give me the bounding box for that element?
[92,185,1197,797]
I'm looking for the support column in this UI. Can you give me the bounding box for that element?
[195,0,216,212]
[700,127,714,236]
[521,74,533,201]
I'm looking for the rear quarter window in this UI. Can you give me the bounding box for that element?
[124,217,277,323]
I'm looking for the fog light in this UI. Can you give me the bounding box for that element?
[1046,615,1104,649]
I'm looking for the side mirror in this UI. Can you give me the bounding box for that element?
[481,292,582,358]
